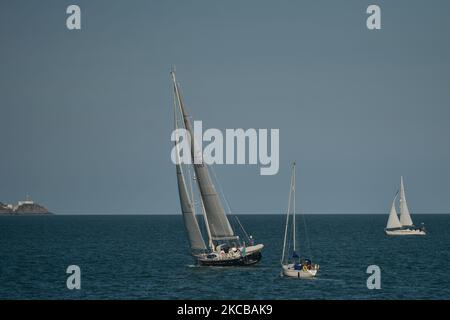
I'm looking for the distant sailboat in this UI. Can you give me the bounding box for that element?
[171,70,264,266]
[385,177,426,236]
[281,162,319,278]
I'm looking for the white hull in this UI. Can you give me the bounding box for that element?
[245,244,264,255]
[385,229,426,236]
[282,264,318,279]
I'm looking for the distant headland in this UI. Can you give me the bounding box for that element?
[0,196,52,215]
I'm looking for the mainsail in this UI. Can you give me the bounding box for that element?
[399,176,414,227]
[171,72,235,240]
[386,193,401,229]
[174,107,206,251]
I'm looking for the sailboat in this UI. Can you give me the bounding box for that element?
[171,70,264,266]
[385,176,426,236]
[281,162,319,278]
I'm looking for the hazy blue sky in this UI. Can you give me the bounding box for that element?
[1,1,449,214]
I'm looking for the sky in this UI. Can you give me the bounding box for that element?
[1,0,449,214]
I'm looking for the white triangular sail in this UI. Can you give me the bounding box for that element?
[172,71,235,240]
[386,193,401,229]
[399,176,414,226]
[174,100,206,251]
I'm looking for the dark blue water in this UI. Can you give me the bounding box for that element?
[0,214,449,299]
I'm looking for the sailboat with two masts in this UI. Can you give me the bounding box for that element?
[171,71,264,266]
[385,176,426,236]
[281,162,319,278]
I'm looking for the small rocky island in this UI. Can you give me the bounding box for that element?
[0,196,52,215]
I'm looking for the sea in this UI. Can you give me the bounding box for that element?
[0,214,449,300]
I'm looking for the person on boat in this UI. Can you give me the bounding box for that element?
[249,235,254,246]
[302,258,312,270]
[292,252,301,269]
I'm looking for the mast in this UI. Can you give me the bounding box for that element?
[292,162,296,253]
[171,71,235,241]
[281,162,295,264]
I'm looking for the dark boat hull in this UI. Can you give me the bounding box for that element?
[197,251,262,267]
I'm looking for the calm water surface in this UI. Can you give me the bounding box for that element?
[0,214,449,299]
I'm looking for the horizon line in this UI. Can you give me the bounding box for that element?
[29,212,450,215]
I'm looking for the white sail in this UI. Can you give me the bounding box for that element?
[399,176,414,226]
[177,164,207,250]
[386,194,401,229]
[171,71,235,240]
[174,102,206,251]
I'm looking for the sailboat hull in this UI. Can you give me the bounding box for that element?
[282,264,318,279]
[198,252,261,266]
[385,228,426,236]
[196,249,263,267]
